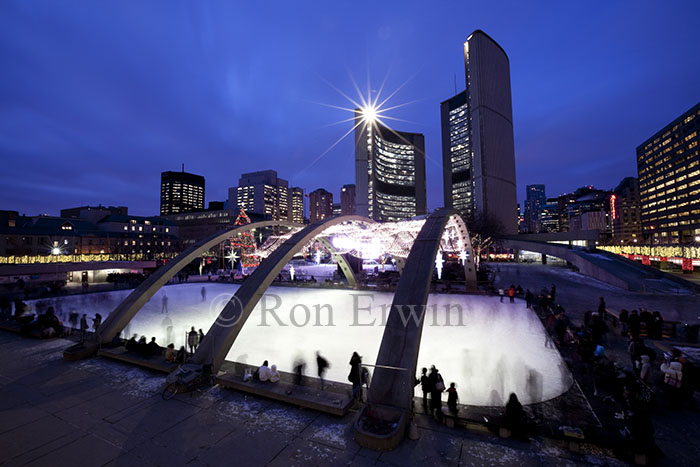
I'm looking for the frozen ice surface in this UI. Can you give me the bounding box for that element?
[29,283,572,406]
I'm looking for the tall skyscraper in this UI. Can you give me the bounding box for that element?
[160,169,205,216]
[309,188,333,223]
[441,30,517,233]
[354,110,427,222]
[290,187,304,224]
[638,102,700,244]
[229,170,290,222]
[340,184,356,215]
[524,184,546,233]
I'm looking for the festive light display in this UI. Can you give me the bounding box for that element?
[229,209,260,269]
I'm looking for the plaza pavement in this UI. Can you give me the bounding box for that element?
[0,332,628,467]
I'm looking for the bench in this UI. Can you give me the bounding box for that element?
[98,347,179,374]
[216,364,353,416]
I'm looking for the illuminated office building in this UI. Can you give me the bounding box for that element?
[441,30,517,233]
[290,187,304,224]
[354,111,426,222]
[229,170,290,222]
[638,102,700,243]
[160,169,205,216]
[309,188,333,223]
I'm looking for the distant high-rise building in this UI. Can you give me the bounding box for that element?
[309,188,333,223]
[341,184,356,216]
[539,199,560,233]
[290,187,304,224]
[229,170,289,222]
[637,102,700,244]
[524,184,546,233]
[556,186,612,234]
[160,169,205,216]
[441,30,517,233]
[440,91,472,219]
[611,177,642,244]
[355,111,426,222]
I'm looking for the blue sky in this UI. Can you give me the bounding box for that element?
[1,0,699,216]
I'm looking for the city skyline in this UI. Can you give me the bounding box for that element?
[2,1,700,217]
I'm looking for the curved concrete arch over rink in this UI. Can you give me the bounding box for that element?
[37,284,572,405]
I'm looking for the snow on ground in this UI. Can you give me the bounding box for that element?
[28,283,572,406]
[76,358,164,398]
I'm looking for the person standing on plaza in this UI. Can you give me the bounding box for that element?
[597,296,607,321]
[201,286,206,302]
[92,313,102,332]
[348,351,363,402]
[428,365,445,420]
[498,288,505,303]
[187,326,199,354]
[508,285,516,303]
[525,289,533,309]
[316,351,330,391]
[79,314,88,343]
[161,294,168,313]
[446,382,459,415]
[419,367,431,413]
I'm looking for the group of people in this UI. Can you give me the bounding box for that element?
[249,360,281,383]
[417,366,454,419]
[7,298,102,342]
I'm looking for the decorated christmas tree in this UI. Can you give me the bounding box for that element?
[229,209,260,269]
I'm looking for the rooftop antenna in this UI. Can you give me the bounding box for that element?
[182,163,184,172]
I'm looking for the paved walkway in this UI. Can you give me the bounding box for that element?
[0,332,630,467]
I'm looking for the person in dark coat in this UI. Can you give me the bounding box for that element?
[125,334,138,352]
[428,366,444,420]
[79,314,89,343]
[146,337,161,356]
[316,351,330,390]
[349,352,363,401]
[505,393,527,439]
[92,313,102,332]
[419,367,431,413]
[597,297,607,320]
[446,382,459,415]
[525,289,533,309]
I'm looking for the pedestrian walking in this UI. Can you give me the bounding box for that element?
[316,351,330,391]
[498,288,505,303]
[508,285,516,303]
[161,294,168,313]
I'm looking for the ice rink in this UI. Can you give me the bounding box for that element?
[31,283,572,405]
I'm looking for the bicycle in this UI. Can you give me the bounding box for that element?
[162,363,215,400]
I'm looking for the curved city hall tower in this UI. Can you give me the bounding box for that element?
[442,30,517,234]
[355,110,427,222]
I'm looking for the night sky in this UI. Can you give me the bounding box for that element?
[2,1,700,217]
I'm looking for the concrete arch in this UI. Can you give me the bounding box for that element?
[355,208,475,450]
[192,215,374,371]
[90,220,299,346]
[316,237,358,288]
